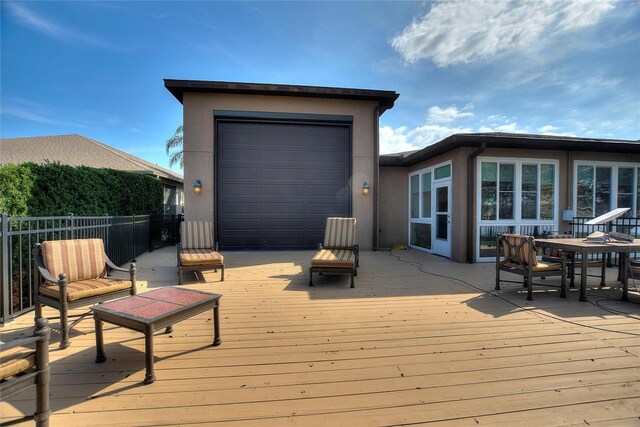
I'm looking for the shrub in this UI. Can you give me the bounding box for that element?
[0,162,163,216]
[0,164,35,217]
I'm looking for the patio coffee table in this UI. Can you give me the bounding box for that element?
[91,287,221,384]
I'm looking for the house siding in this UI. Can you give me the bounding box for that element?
[381,144,638,263]
[182,92,379,250]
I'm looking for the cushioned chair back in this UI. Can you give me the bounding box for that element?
[41,239,107,282]
[500,234,538,267]
[323,217,356,249]
[181,221,214,249]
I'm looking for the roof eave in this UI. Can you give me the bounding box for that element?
[164,79,399,113]
[384,134,640,167]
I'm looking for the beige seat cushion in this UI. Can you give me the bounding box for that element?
[180,249,224,266]
[503,261,563,273]
[0,348,35,381]
[532,261,563,272]
[39,277,132,302]
[311,249,356,268]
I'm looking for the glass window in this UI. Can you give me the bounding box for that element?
[410,175,419,219]
[576,165,594,217]
[637,168,640,216]
[421,173,432,218]
[521,165,538,220]
[595,167,611,216]
[410,223,431,249]
[540,164,555,220]
[481,162,497,220]
[479,225,515,258]
[617,168,634,213]
[435,164,451,180]
[499,164,514,220]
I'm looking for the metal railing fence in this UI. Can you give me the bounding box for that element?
[0,214,154,323]
[570,216,640,266]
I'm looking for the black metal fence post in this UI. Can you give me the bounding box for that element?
[67,213,74,239]
[1,213,9,323]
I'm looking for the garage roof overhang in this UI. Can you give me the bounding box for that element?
[164,79,399,114]
[380,133,640,167]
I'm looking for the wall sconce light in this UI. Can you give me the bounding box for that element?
[362,181,370,195]
[193,179,202,194]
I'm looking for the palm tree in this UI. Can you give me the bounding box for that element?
[165,125,183,169]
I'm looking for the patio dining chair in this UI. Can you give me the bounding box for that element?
[309,217,359,288]
[495,234,567,301]
[0,318,51,426]
[178,221,224,284]
[33,238,137,348]
[543,234,606,287]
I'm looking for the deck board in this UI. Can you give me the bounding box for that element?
[2,248,639,426]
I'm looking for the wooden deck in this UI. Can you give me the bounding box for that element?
[2,247,640,426]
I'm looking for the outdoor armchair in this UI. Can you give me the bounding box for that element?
[33,238,136,349]
[495,233,566,301]
[178,221,224,284]
[309,217,359,288]
[0,318,51,426]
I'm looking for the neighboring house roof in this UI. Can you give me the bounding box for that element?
[0,134,183,185]
[164,79,400,113]
[380,132,640,167]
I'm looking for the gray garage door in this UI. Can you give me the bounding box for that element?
[216,120,351,250]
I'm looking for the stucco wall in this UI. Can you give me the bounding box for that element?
[408,148,469,262]
[378,166,409,248]
[182,92,379,250]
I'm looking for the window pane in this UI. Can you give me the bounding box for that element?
[499,164,514,220]
[481,162,497,220]
[479,225,515,258]
[637,168,640,216]
[618,168,634,211]
[410,223,431,249]
[435,164,451,180]
[595,167,611,216]
[521,165,538,220]
[576,165,594,217]
[410,175,419,218]
[421,173,432,218]
[520,224,556,238]
[540,164,555,220]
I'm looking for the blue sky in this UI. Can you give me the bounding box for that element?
[2,1,639,175]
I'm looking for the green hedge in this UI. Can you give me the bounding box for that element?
[0,162,163,217]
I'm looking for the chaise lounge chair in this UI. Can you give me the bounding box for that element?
[178,221,224,284]
[309,217,359,288]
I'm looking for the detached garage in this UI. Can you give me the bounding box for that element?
[165,80,398,251]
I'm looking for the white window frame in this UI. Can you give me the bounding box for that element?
[476,157,559,262]
[573,161,640,218]
[408,160,452,253]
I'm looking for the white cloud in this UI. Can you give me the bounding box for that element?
[427,106,473,124]
[1,97,90,129]
[479,123,528,133]
[391,1,614,67]
[6,2,124,50]
[379,126,411,154]
[539,125,559,133]
[380,124,473,154]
